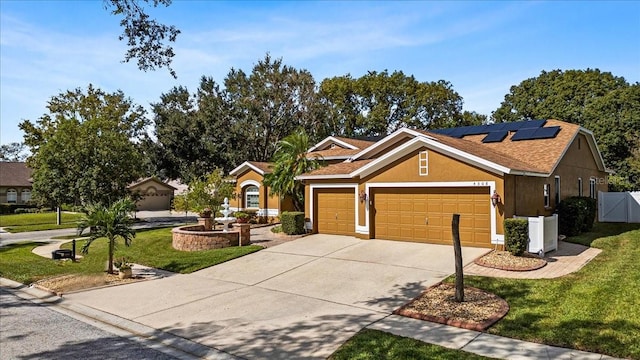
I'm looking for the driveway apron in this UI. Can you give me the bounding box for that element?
[63,235,488,359]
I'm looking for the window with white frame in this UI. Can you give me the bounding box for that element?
[245,185,259,208]
[578,178,583,197]
[590,178,597,199]
[21,189,31,202]
[543,184,550,208]
[6,189,17,203]
[554,176,561,205]
[418,151,428,176]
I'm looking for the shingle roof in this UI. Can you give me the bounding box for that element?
[0,162,33,187]
[300,119,587,178]
[302,159,375,177]
[307,148,361,159]
[247,161,273,173]
[333,137,377,150]
[128,177,177,190]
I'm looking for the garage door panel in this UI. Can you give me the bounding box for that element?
[374,187,491,247]
[316,189,355,236]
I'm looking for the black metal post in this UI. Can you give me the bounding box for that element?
[72,239,76,262]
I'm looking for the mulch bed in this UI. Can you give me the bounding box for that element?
[474,250,547,271]
[394,282,509,331]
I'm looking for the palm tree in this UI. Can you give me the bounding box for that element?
[264,129,322,211]
[78,198,136,274]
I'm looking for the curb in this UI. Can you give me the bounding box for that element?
[0,277,238,360]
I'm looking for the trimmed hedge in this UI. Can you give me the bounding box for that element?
[281,211,305,235]
[557,196,597,236]
[504,218,529,256]
[0,203,37,215]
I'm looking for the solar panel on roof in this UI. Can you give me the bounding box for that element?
[464,125,490,136]
[511,126,560,141]
[448,127,468,138]
[520,119,547,129]
[482,130,508,143]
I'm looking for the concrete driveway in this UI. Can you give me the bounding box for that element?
[64,235,488,359]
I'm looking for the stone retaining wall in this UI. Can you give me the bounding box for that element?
[172,224,251,251]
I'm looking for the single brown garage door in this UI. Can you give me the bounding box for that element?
[372,187,491,247]
[315,188,355,236]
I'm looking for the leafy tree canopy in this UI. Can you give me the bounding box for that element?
[19,85,150,207]
[320,70,474,137]
[492,69,639,190]
[105,0,180,78]
[263,130,320,211]
[173,168,235,219]
[0,142,27,162]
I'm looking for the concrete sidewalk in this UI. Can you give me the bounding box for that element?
[369,315,619,360]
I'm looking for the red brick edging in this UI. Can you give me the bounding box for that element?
[393,282,510,331]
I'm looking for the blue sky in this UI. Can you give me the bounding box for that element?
[1,1,639,145]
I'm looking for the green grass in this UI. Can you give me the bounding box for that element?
[448,223,640,359]
[0,212,84,232]
[330,329,495,360]
[0,227,262,284]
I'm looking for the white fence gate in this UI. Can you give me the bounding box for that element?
[598,191,640,223]
[515,215,558,254]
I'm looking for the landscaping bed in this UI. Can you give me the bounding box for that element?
[394,283,509,331]
[474,250,547,271]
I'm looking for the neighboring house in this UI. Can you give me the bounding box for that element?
[127,177,176,211]
[297,119,608,248]
[0,162,33,204]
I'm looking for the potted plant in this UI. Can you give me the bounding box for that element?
[114,257,133,279]
[234,211,250,223]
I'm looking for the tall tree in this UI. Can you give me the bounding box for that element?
[320,70,466,137]
[105,0,180,78]
[19,85,150,208]
[78,198,136,274]
[492,69,639,190]
[263,130,320,211]
[226,53,330,163]
[0,142,27,162]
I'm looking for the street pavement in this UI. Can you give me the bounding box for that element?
[0,287,180,360]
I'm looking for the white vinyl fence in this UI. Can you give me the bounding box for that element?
[598,191,640,223]
[515,214,558,255]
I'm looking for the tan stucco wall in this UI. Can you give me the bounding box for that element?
[362,148,505,235]
[232,169,287,215]
[507,133,608,217]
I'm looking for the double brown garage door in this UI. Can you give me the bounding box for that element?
[315,187,491,247]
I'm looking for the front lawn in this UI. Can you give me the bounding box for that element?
[330,329,495,360]
[0,227,261,284]
[452,223,640,359]
[0,212,84,232]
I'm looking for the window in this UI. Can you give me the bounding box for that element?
[543,184,550,208]
[146,187,157,196]
[245,186,259,208]
[554,176,561,205]
[21,189,31,202]
[418,151,428,176]
[6,189,17,203]
[577,178,583,197]
[590,178,597,199]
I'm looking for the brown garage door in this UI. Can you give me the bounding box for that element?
[373,187,491,247]
[315,188,355,236]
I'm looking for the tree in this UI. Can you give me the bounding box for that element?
[19,85,150,208]
[226,53,330,163]
[320,70,466,137]
[263,130,321,211]
[492,69,639,190]
[78,198,136,274]
[105,0,180,78]
[0,142,27,162]
[173,168,235,221]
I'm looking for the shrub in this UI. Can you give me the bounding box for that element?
[504,218,529,256]
[0,203,37,215]
[557,196,597,236]
[281,211,305,235]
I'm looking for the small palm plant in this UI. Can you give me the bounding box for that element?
[77,198,136,274]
